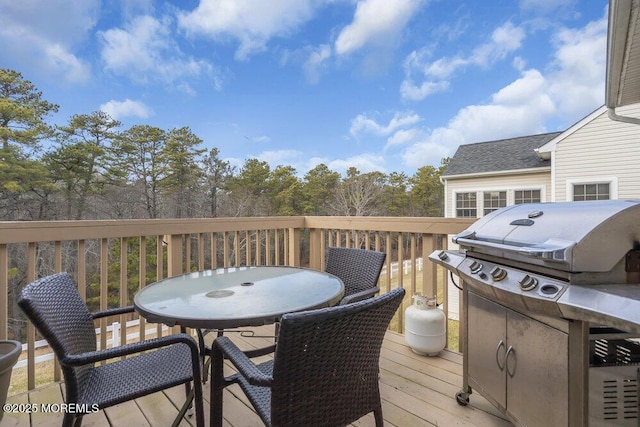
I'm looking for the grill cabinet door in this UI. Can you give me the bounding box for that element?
[506,310,568,426]
[467,292,507,409]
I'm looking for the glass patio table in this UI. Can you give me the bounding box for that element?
[133,265,344,426]
[133,265,344,330]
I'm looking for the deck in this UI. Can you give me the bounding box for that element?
[3,327,511,426]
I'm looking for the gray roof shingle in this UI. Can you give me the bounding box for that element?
[442,132,561,176]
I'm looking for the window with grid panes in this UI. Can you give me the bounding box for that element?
[573,183,610,201]
[483,191,506,215]
[514,190,541,204]
[456,192,477,217]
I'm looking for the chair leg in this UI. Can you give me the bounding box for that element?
[211,344,225,427]
[193,376,205,427]
[62,412,81,427]
[196,328,208,383]
[373,406,384,427]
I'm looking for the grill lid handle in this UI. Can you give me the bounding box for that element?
[453,236,575,264]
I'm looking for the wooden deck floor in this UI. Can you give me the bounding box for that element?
[3,327,512,426]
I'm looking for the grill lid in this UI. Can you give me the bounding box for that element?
[453,200,640,272]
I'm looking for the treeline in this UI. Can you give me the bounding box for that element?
[1,68,447,222]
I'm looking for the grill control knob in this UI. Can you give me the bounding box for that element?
[469,261,483,274]
[519,274,538,291]
[490,266,507,281]
[437,251,449,261]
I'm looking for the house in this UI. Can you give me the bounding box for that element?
[440,102,640,318]
[442,104,640,219]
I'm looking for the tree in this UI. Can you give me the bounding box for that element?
[266,165,302,216]
[330,168,385,216]
[301,164,340,215]
[51,111,121,219]
[0,69,59,220]
[383,172,410,216]
[201,148,234,217]
[112,125,167,218]
[160,127,205,218]
[409,159,448,216]
[226,159,271,216]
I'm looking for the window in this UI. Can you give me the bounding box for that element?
[483,191,506,215]
[573,183,610,201]
[515,190,541,204]
[456,192,477,217]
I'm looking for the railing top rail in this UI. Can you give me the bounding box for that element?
[304,216,475,234]
[0,216,306,244]
[0,216,475,244]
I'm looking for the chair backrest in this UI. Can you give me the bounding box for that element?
[17,273,97,402]
[270,287,405,426]
[325,247,386,297]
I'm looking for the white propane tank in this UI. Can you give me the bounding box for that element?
[405,294,446,356]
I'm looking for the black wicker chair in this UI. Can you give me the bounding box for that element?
[17,272,204,427]
[211,287,405,427]
[325,247,386,305]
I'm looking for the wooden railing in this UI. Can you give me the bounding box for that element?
[0,216,474,392]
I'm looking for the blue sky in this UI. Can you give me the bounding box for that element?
[0,0,608,176]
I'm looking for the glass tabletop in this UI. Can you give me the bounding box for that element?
[134,266,345,329]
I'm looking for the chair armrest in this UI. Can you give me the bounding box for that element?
[214,336,273,386]
[340,286,379,305]
[243,344,276,358]
[61,333,199,367]
[92,305,135,319]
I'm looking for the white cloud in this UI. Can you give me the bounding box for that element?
[399,11,607,170]
[520,0,575,15]
[100,99,152,120]
[253,135,272,143]
[334,0,422,56]
[546,13,607,120]
[177,0,318,60]
[99,15,216,88]
[258,149,302,166]
[328,154,386,174]
[401,21,525,101]
[386,128,423,148]
[350,111,421,138]
[0,0,96,83]
[400,79,450,102]
[304,44,332,84]
[402,69,556,168]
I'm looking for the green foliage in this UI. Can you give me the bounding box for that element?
[0,69,59,220]
[0,68,59,150]
[301,164,340,215]
[201,147,234,217]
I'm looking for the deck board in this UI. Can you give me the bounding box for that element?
[5,329,511,426]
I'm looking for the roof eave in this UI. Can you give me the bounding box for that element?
[442,166,551,180]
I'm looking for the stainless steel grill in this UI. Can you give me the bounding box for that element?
[430,200,640,427]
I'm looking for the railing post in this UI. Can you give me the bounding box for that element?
[309,228,322,270]
[287,227,300,266]
[167,234,183,277]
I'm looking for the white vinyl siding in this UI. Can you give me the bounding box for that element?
[552,104,640,201]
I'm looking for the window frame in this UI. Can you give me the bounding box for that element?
[455,192,477,218]
[566,177,618,201]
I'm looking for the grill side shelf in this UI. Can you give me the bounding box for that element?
[558,284,640,335]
